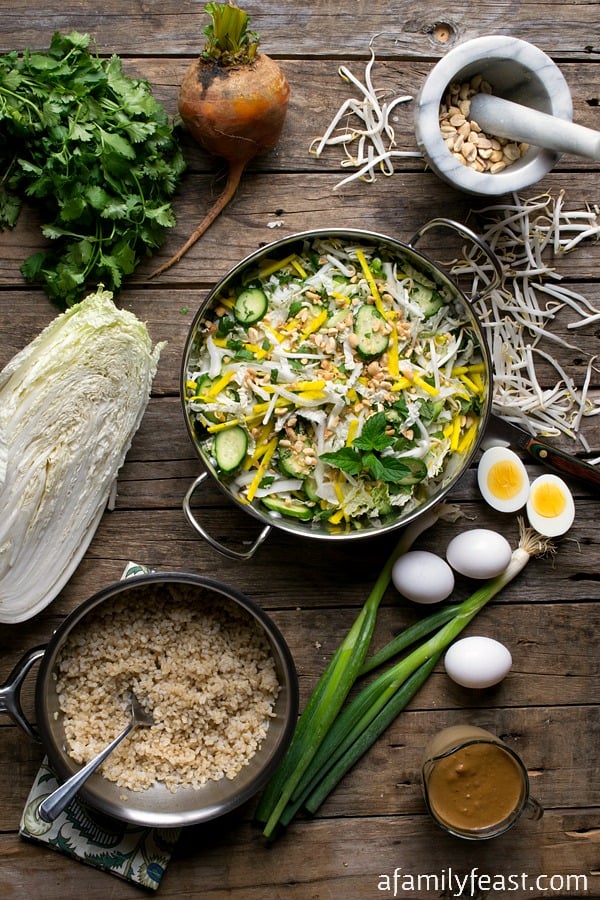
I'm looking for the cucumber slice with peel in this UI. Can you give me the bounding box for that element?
[234,287,268,324]
[354,304,389,360]
[261,496,314,520]
[213,425,248,472]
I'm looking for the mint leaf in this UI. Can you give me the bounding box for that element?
[364,453,427,485]
[319,447,363,475]
[353,412,392,452]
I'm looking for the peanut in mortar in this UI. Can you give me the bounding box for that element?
[439,76,529,173]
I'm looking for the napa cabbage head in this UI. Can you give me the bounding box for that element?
[0,287,164,623]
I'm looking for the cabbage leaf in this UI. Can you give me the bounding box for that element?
[0,287,164,623]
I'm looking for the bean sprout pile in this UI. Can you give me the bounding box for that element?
[309,44,422,190]
[452,191,600,455]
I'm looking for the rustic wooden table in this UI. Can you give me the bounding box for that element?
[1,2,599,898]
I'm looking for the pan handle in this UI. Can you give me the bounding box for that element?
[0,646,46,742]
[183,471,272,560]
[409,217,503,297]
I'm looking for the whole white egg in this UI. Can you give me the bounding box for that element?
[446,529,512,579]
[392,550,455,604]
[477,446,530,512]
[444,636,512,689]
[526,473,575,537]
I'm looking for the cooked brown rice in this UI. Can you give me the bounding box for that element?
[53,583,280,793]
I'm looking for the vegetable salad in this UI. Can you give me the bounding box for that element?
[185,236,488,530]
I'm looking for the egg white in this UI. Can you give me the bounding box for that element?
[477,446,530,513]
[526,473,575,537]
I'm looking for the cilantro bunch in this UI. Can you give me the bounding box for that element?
[320,411,428,486]
[0,31,186,307]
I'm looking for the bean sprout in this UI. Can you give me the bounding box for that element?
[452,191,600,446]
[309,43,421,188]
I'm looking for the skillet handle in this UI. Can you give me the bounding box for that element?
[409,217,503,297]
[0,646,46,742]
[183,471,272,560]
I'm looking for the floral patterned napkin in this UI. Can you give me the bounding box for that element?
[18,563,182,891]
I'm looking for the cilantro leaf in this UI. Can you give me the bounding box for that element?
[0,31,185,308]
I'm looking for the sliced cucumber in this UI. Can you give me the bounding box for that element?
[213,425,248,473]
[303,476,320,502]
[261,495,314,520]
[278,439,315,478]
[354,304,389,360]
[234,286,268,324]
[410,282,445,319]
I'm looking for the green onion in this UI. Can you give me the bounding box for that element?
[257,518,554,837]
[359,603,462,675]
[255,502,462,837]
[303,653,441,815]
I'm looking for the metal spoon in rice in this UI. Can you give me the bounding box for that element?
[37,691,155,823]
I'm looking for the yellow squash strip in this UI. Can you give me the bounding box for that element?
[355,248,388,319]
[297,390,326,402]
[458,373,480,395]
[299,309,328,341]
[457,419,479,455]
[243,343,269,359]
[205,368,236,397]
[259,252,298,279]
[291,258,308,279]
[207,418,242,433]
[387,325,399,378]
[412,374,439,397]
[449,416,462,451]
[263,323,285,343]
[345,418,359,446]
[391,376,412,392]
[246,437,278,501]
[451,362,487,376]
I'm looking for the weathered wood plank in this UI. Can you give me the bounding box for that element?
[1,703,598,821]
[0,806,598,899]
[3,0,600,60]
[1,4,599,896]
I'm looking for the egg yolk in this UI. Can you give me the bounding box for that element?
[529,482,567,518]
[487,460,526,500]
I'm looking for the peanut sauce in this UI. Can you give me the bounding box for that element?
[425,741,525,831]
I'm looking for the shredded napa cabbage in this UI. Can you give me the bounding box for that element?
[0,287,164,623]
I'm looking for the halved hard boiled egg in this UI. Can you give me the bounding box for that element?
[526,473,575,537]
[477,446,530,513]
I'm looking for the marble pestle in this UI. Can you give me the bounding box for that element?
[470,93,600,161]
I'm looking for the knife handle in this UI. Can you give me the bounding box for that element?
[525,439,600,492]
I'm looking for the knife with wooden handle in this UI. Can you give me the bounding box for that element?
[482,413,600,493]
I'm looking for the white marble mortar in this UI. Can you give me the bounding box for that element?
[414,35,573,196]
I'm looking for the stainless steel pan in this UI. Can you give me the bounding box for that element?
[0,573,298,828]
[181,221,502,559]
